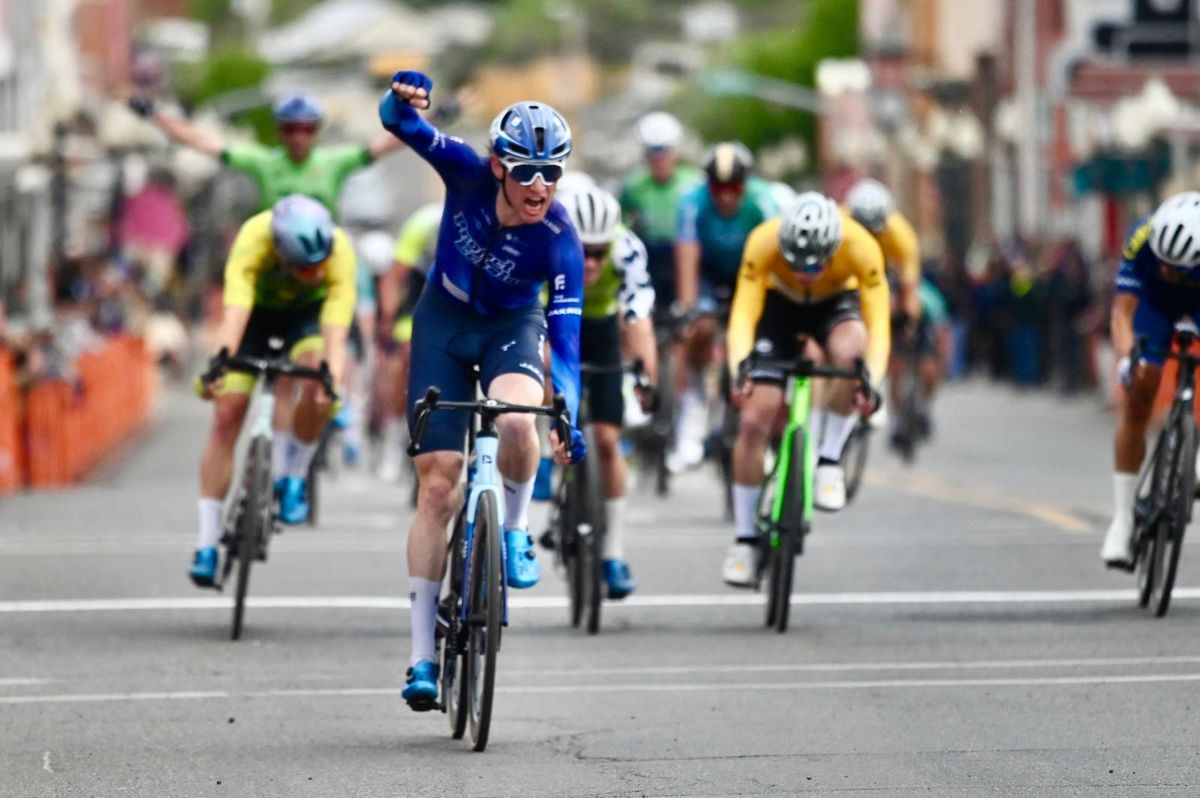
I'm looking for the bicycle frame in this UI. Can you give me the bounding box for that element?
[460,430,509,627]
[769,375,815,528]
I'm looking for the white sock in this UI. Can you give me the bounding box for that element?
[196,497,223,549]
[503,475,535,530]
[272,432,294,481]
[1112,472,1137,520]
[819,411,856,463]
[408,576,441,667]
[603,497,626,560]
[732,484,762,542]
[288,440,319,478]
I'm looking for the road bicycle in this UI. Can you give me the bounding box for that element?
[408,387,572,751]
[203,342,335,640]
[545,359,651,634]
[743,349,872,633]
[1129,321,1200,617]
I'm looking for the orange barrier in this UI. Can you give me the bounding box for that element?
[25,336,157,488]
[0,351,22,493]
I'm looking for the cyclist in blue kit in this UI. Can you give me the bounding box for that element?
[378,71,586,710]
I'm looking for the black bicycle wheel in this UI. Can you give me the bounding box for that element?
[772,427,807,633]
[843,422,870,503]
[560,468,585,628]
[444,511,468,740]
[232,436,271,641]
[305,431,328,527]
[653,347,674,497]
[582,427,605,635]
[1152,418,1195,617]
[466,490,502,752]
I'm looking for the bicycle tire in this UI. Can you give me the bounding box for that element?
[561,469,585,629]
[1134,428,1168,607]
[1153,418,1195,617]
[466,490,501,752]
[444,511,469,740]
[232,436,270,641]
[843,423,870,503]
[582,426,605,635]
[306,432,328,527]
[775,427,806,633]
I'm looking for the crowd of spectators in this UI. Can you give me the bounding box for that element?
[928,236,1108,394]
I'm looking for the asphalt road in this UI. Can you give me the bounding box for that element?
[2,381,1199,797]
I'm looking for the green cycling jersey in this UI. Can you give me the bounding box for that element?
[222,142,372,214]
[619,164,704,247]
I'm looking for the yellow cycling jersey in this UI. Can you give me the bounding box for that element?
[873,210,920,287]
[223,210,357,328]
[727,213,890,381]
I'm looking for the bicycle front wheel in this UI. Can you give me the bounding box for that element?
[581,427,605,635]
[466,491,502,752]
[1151,419,1195,617]
[232,436,271,641]
[843,422,870,503]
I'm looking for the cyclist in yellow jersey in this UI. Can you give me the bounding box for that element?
[188,195,356,586]
[844,178,931,438]
[722,193,888,586]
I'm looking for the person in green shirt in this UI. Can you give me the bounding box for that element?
[134,92,407,214]
[619,111,704,311]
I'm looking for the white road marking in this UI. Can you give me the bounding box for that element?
[7,672,1200,707]
[0,678,51,686]
[506,654,1200,678]
[2,588,1199,614]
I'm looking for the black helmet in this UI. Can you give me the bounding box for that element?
[704,141,753,184]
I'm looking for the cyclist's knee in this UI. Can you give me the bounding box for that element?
[211,396,249,443]
[593,423,621,462]
[496,412,536,447]
[738,391,778,444]
[415,454,462,518]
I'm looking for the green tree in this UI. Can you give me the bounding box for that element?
[174,46,275,142]
[682,0,859,172]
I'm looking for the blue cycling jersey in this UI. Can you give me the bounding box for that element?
[677,176,778,286]
[1116,216,1200,364]
[379,91,583,423]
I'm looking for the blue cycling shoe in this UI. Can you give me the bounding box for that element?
[504,529,540,589]
[532,456,554,501]
[602,559,636,599]
[189,547,219,588]
[278,476,310,525]
[402,660,439,711]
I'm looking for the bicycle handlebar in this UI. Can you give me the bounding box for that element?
[740,353,879,413]
[203,347,338,400]
[407,387,574,458]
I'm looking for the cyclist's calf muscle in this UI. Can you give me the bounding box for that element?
[733,382,784,485]
[200,393,251,498]
[409,451,465,580]
[1116,364,1163,472]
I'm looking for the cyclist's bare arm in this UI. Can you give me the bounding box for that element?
[1111,293,1137,361]
[321,324,350,390]
[151,111,225,158]
[378,259,411,324]
[675,241,701,310]
[214,305,253,356]
[367,131,407,160]
[622,316,658,385]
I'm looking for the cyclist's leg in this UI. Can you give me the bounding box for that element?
[670,303,717,470]
[1105,297,1169,563]
[379,313,413,481]
[404,292,472,695]
[814,295,868,511]
[480,310,550,588]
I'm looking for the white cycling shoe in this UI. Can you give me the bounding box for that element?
[721,542,759,588]
[814,464,847,512]
[1101,515,1134,568]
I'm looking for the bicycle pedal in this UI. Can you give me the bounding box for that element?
[538,529,556,551]
[1104,558,1136,573]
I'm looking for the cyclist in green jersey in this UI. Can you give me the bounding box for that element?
[619,112,704,310]
[559,183,657,595]
[134,92,407,213]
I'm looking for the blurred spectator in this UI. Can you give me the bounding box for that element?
[1042,239,1094,394]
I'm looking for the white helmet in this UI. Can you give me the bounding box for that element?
[561,186,622,246]
[779,192,843,274]
[845,178,893,234]
[637,111,683,150]
[1150,191,1200,269]
[554,170,597,196]
[355,230,396,277]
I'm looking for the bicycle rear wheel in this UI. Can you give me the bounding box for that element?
[444,511,469,740]
[842,422,870,503]
[559,469,585,628]
[466,491,502,752]
[1151,419,1195,617]
[232,436,271,641]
